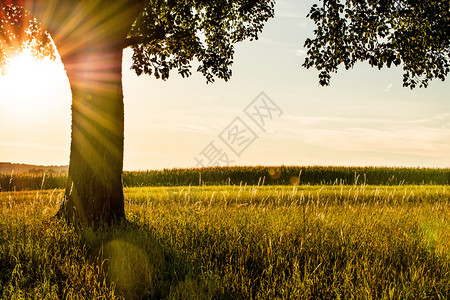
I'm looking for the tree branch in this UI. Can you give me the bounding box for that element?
[122,30,166,49]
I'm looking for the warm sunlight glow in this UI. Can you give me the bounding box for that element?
[0,49,68,116]
[0,47,72,166]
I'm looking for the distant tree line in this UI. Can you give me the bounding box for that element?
[28,168,65,174]
[1,166,448,191]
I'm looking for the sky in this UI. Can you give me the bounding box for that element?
[0,0,449,171]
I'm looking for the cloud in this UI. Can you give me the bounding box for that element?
[276,11,305,18]
[283,113,450,130]
[283,115,391,126]
[171,123,210,132]
[258,37,291,47]
[410,113,450,122]
[383,83,393,92]
[285,127,450,158]
[296,49,307,57]
[408,113,450,128]
[278,113,450,161]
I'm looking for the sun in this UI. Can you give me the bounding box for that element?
[0,48,72,166]
[0,48,69,116]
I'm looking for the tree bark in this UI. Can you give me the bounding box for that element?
[57,46,126,225]
[23,0,146,225]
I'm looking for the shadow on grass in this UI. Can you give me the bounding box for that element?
[80,220,218,300]
[2,212,449,299]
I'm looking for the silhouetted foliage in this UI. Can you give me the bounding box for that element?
[1,0,275,82]
[0,1,54,71]
[129,0,275,82]
[304,0,449,88]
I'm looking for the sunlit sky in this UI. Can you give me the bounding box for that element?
[0,0,449,171]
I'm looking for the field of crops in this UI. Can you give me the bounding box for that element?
[1,184,448,299]
[1,165,449,191]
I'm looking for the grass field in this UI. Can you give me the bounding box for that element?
[1,184,449,299]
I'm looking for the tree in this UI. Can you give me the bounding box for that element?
[1,0,275,225]
[304,0,449,88]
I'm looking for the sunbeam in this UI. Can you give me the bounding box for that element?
[0,47,67,117]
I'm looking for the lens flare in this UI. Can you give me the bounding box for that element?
[0,48,66,117]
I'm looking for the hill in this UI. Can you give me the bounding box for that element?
[0,162,68,174]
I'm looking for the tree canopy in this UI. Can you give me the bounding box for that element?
[3,0,448,86]
[129,0,275,82]
[0,2,54,72]
[303,0,449,88]
[1,0,275,82]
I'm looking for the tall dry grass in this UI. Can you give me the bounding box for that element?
[1,185,448,299]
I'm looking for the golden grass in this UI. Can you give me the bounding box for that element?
[1,185,449,299]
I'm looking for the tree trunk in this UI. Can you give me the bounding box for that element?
[58,46,126,225]
[24,0,146,225]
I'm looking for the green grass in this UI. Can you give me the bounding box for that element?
[1,185,449,299]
